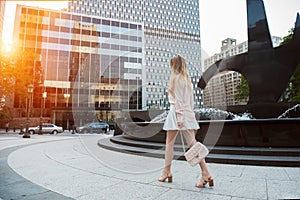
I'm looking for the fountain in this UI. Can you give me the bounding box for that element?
[98,0,300,166]
[278,104,300,119]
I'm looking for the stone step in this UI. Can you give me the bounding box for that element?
[98,136,300,167]
[205,153,300,167]
[111,135,300,156]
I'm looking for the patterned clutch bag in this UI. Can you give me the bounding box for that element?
[179,129,209,167]
[184,142,209,167]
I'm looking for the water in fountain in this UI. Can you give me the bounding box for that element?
[278,104,300,118]
[150,107,254,122]
[194,107,253,120]
[231,112,254,120]
[150,111,169,122]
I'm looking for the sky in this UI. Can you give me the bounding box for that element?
[199,0,300,57]
[3,0,300,58]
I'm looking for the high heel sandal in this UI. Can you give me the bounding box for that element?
[158,172,173,183]
[195,174,214,188]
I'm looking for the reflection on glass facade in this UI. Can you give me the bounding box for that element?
[13,5,143,126]
[68,0,202,109]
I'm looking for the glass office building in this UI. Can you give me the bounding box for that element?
[13,5,143,127]
[68,0,203,109]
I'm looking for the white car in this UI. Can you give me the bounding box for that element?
[26,123,63,134]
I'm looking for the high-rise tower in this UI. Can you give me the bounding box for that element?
[68,0,202,109]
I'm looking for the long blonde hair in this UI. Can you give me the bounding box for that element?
[168,55,192,95]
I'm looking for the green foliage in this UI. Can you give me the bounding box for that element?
[0,106,13,121]
[279,28,300,102]
[280,28,294,46]
[287,63,300,102]
[0,50,15,99]
[235,75,249,102]
[0,46,41,109]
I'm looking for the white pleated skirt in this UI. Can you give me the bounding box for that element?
[163,105,200,131]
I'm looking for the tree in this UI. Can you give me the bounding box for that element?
[235,74,249,103]
[0,47,15,99]
[290,65,300,101]
[10,47,41,109]
[0,44,41,119]
[0,106,13,121]
[280,28,294,45]
[279,28,300,102]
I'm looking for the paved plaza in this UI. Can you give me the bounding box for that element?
[0,131,299,200]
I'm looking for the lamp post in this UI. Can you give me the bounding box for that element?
[38,91,47,135]
[63,93,70,107]
[23,84,34,138]
[64,93,70,130]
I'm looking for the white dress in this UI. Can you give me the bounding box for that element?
[163,75,199,131]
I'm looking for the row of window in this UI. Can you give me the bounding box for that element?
[72,0,199,13]
[69,0,200,27]
[145,26,200,38]
[145,31,200,43]
[21,34,142,53]
[20,23,142,42]
[21,41,137,57]
[22,8,142,30]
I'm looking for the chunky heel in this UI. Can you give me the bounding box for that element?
[196,174,214,188]
[158,171,173,183]
[208,178,214,187]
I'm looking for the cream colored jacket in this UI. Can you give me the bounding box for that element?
[168,75,195,123]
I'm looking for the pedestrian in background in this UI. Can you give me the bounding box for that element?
[5,122,9,133]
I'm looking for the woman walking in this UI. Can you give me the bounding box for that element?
[158,55,213,188]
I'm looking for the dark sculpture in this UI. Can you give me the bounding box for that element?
[198,0,300,104]
[100,0,300,167]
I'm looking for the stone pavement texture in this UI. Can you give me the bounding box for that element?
[0,132,300,200]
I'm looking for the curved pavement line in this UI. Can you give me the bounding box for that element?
[0,144,73,200]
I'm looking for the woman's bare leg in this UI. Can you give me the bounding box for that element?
[182,129,213,187]
[164,130,178,171]
[182,129,197,147]
[159,130,178,182]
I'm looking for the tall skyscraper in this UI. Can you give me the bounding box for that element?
[68,0,203,109]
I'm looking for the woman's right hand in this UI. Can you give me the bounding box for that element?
[177,121,182,128]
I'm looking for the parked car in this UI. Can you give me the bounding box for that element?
[107,121,116,130]
[77,122,110,134]
[25,123,63,134]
